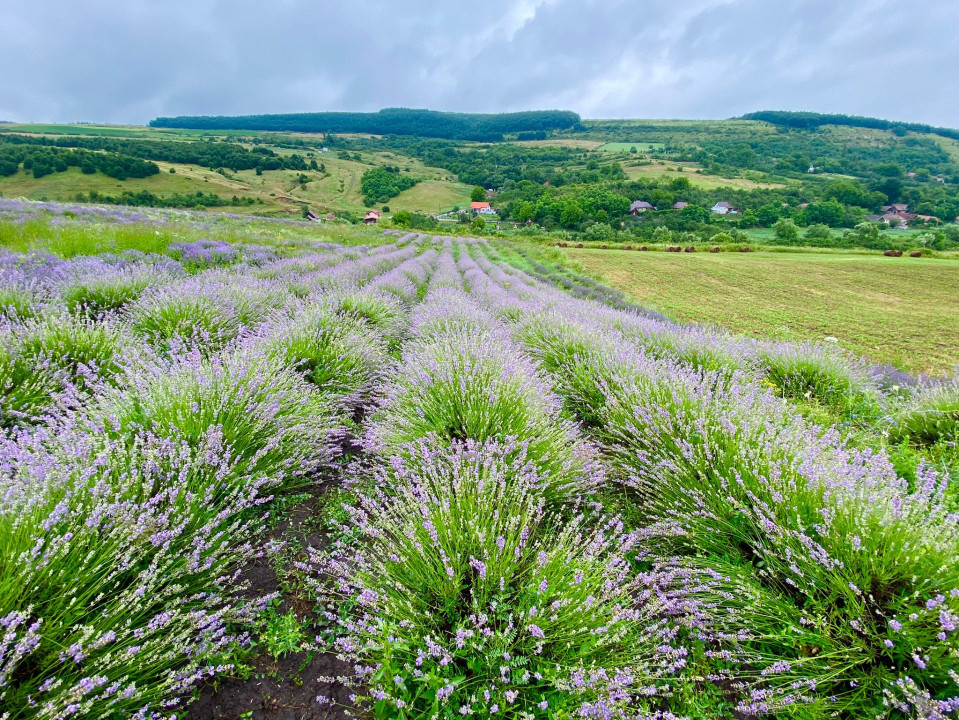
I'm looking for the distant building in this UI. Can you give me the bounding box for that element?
[325,213,336,220]
[364,210,381,225]
[879,211,917,228]
[882,203,909,213]
[470,201,496,214]
[711,201,737,214]
[304,210,321,222]
[629,200,655,214]
[672,201,689,210]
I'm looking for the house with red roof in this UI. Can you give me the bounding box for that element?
[364,210,381,225]
[470,201,496,215]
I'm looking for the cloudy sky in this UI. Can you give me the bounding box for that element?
[1,0,956,126]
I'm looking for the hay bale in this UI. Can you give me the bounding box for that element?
[640,245,649,251]
[739,246,751,253]
[624,245,633,251]
[709,246,720,253]
[883,249,903,257]
[575,243,584,248]
[600,244,608,250]
[910,250,922,258]
[684,246,695,253]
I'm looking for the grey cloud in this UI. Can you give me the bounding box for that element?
[0,0,956,125]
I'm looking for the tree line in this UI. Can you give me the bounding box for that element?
[360,166,419,205]
[149,108,582,141]
[740,110,959,141]
[0,133,308,172]
[0,143,160,180]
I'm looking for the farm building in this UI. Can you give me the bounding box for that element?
[711,201,738,214]
[629,201,655,214]
[364,210,382,225]
[470,201,497,214]
[672,201,689,210]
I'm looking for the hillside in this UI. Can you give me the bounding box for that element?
[2,112,959,252]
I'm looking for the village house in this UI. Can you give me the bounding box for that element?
[882,203,909,213]
[364,210,381,225]
[629,200,655,214]
[470,201,497,215]
[879,211,917,228]
[304,210,322,222]
[672,201,689,210]
[711,201,737,214]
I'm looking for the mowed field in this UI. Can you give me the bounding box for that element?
[566,248,959,374]
[621,161,785,190]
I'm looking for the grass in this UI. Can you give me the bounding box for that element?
[597,141,665,152]
[565,247,959,374]
[621,161,785,189]
[0,126,473,217]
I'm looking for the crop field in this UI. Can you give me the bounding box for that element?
[1,198,958,720]
[566,247,959,374]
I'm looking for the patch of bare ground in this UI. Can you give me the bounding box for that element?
[188,436,366,720]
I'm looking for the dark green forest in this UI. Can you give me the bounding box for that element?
[149,108,582,141]
[740,110,959,141]
[0,133,309,173]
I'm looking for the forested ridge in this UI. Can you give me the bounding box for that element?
[740,110,959,140]
[150,108,582,141]
[0,133,309,172]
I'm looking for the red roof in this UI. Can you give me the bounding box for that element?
[470,202,491,210]
[365,210,381,217]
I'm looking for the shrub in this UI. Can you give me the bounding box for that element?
[596,359,959,716]
[0,418,278,718]
[86,349,336,486]
[61,263,182,317]
[127,274,288,351]
[315,440,684,719]
[331,289,407,349]
[751,340,877,408]
[369,325,595,502]
[255,300,390,408]
[0,286,38,321]
[890,377,959,446]
[0,338,60,427]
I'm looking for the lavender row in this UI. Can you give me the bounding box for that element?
[458,239,958,717]
[309,286,704,718]
[0,239,436,718]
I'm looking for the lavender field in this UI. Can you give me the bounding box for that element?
[0,201,957,720]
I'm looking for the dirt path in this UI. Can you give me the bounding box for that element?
[187,438,364,720]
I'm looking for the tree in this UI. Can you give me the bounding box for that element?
[845,222,882,248]
[559,199,584,228]
[31,159,54,179]
[512,200,535,223]
[772,218,800,244]
[756,204,782,227]
[653,226,673,244]
[471,215,486,232]
[392,210,413,227]
[804,224,832,241]
[470,186,486,202]
[679,204,711,223]
[802,199,844,227]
